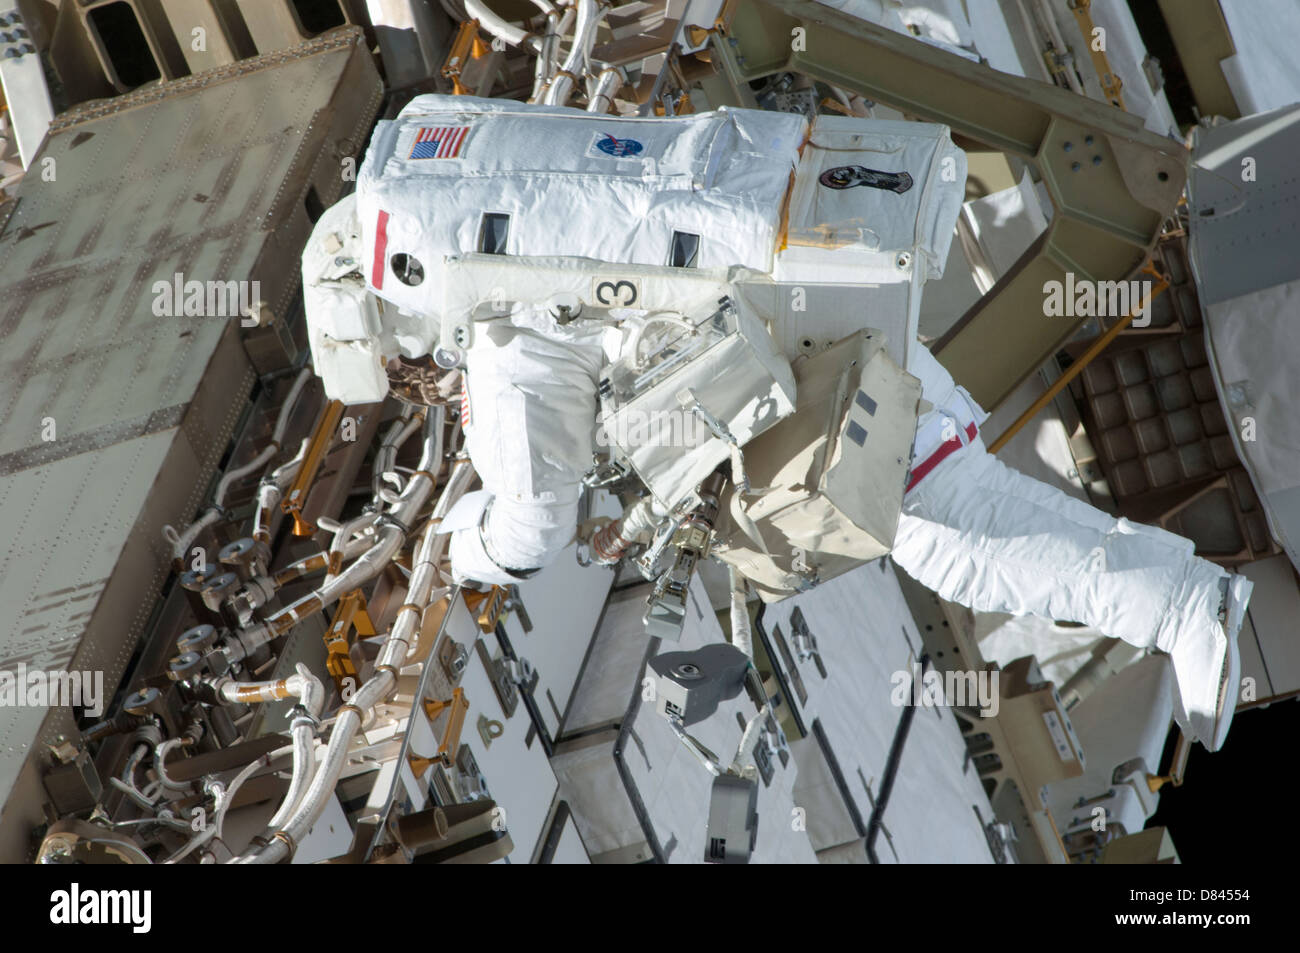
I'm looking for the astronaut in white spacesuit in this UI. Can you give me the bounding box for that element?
[302,95,1249,752]
[444,310,1248,753]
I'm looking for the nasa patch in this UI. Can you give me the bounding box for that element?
[587,131,645,159]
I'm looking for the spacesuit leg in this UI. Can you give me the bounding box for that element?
[892,342,1249,749]
[892,442,1226,654]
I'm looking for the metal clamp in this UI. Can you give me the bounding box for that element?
[582,455,630,489]
[476,714,505,748]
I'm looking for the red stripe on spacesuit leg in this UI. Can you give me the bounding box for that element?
[372,209,390,291]
[905,422,979,494]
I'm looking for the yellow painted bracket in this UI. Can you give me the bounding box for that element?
[282,399,345,537]
[443,19,490,95]
[462,586,506,633]
[410,687,470,774]
[1068,0,1126,110]
[323,589,376,696]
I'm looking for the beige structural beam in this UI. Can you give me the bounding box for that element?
[710,0,1188,410]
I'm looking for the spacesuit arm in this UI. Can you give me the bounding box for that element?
[449,495,582,586]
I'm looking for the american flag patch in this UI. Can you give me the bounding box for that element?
[460,380,471,430]
[409,125,470,160]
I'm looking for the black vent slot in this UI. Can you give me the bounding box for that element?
[478,213,511,255]
[668,231,700,268]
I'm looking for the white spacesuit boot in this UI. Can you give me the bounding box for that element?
[447,311,608,587]
[892,342,1252,751]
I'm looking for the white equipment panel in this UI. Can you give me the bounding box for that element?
[760,558,999,863]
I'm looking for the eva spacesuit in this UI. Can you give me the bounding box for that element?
[438,316,1248,751]
[302,95,1249,751]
